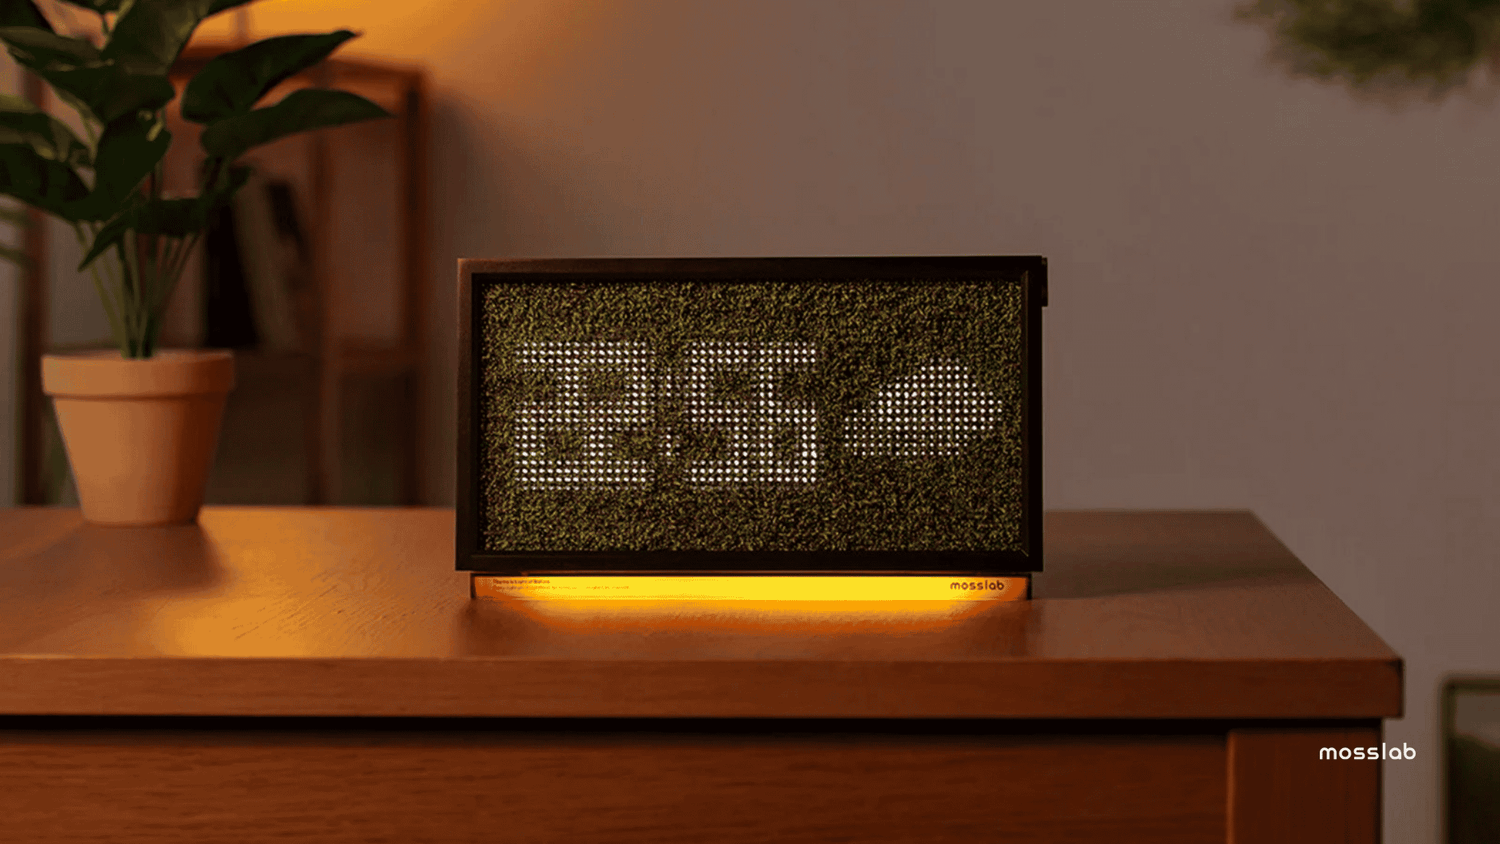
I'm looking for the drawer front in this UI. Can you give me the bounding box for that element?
[3,722,1220,843]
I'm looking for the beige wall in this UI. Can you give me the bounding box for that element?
[4,1,1495,839]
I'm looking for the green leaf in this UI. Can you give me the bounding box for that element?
[0,143,91,218]
[0,204,30,225]
[130,197,201,235]
[0,243,28,265]
[0,94,92,168]
[65,111,170,220]
[182,30,357,124]
[0,93,38,111]
[77,198,184,269]
[77,163,249,270]
[43,64,174,124]
[0,0,54,31]
[0,26,103,67]
[79,208,136,269]
[0,26,174,125]
[56,0,128,12]
[103,0,218,75]
[200,87,391,160]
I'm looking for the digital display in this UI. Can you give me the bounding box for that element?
[457,257,1044,574]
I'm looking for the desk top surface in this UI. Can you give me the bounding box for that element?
[0,508,1400,719]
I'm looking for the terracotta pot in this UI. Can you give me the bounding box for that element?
[41,349,235,526]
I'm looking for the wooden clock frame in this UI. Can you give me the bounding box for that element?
[455,256,1045,576]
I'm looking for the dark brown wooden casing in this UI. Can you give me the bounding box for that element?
[456,256,1045,575]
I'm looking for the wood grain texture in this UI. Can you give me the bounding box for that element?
[0,509,1402,719]
[1228,725,1382,843]
[0,726,1225,843]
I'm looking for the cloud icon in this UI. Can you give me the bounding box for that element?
[843,360,1002,458]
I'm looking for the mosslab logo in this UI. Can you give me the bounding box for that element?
[950,580,1010,592]
[1320,743,1416,761]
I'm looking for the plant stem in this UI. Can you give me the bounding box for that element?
[73,223,126,354]
[158,235,181,290]
[89,263,126,354]
[93,224,125,315]
[156,231,202,320]
[151,235,186,316]
[118,234,144,356]
[152,152,166,280]
[143,155,228,344]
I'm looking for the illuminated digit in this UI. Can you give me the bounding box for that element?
[514,341,654,488]
[681,341,817,484]
[844,360,1001,458]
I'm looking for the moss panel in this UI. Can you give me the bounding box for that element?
[480,277,1024,552]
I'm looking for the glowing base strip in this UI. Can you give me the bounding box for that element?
[472,575,1028,602]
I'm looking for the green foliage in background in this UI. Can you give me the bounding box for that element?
[0,0,391,358]
[1238,0,1500,96]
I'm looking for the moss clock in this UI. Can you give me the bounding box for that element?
[456,256,1045,576]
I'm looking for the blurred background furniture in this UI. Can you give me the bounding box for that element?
[15,44,428,506]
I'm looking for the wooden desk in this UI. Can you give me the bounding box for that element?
[0,509,1401,842]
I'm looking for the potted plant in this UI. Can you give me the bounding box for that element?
[0,0,391,525]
